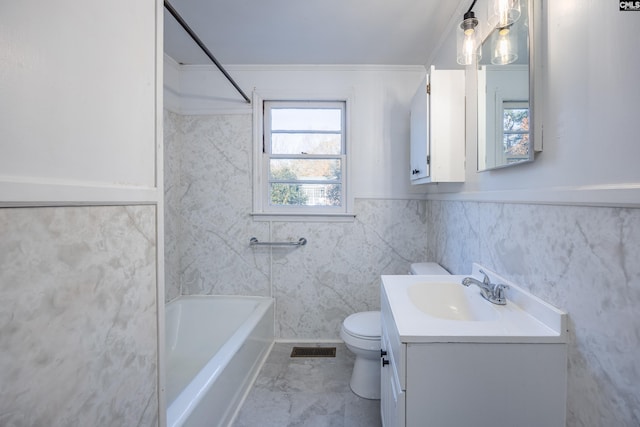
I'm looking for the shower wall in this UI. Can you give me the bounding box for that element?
[164,111,428,339]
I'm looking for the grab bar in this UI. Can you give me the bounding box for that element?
[249,237,307,247]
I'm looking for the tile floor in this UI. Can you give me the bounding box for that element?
[233,342,382,427]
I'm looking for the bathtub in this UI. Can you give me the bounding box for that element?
[166,296,274,427]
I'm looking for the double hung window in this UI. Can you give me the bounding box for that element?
[260,100,347,215]
[501,101,530,164]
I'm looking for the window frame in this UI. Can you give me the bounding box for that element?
[500,100,530,164]
[252,92,354,220]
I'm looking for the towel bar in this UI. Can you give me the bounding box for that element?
[249,237,307,247]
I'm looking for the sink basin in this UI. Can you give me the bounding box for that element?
[382,268,568,343]
[407,282,499,321]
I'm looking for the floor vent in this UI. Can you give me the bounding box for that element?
[290,346,336,358]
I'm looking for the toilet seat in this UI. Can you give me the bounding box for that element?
[341,311,381,351]
[340,327,380,352]
[342,311,380,339]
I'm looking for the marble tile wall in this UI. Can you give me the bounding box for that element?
[0,205,158,426]
[427,200,640,426]
[164,112,428,339]
[164,109,183,302]
[170,113,271,298]
[271,199,427,339]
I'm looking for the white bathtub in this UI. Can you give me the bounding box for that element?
[166,296,274,427]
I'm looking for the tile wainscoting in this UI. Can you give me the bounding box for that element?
[427,200,640,426]
[0,205,158,426]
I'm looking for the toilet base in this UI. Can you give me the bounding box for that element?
[349,356,381,400]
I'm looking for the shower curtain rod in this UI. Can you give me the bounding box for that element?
[164,0,251,104]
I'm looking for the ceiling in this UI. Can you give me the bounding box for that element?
[163,0,465,66]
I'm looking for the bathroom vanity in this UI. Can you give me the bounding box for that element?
[380,265,567,427]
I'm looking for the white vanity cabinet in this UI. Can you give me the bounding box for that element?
[380,313,405,426]
[409,66,465,184]
[380,272,568,427]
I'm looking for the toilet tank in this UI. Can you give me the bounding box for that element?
[409,262,450,275]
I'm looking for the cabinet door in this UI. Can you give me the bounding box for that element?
[429,67,465,182]
[381,331,405,427]
[409,67,465,184]
[405,343,567,427]
[409,75,430,182]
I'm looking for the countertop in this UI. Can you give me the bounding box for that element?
[381,265,568,344]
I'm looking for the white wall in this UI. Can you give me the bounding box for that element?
[0,1,161,205]
[426,0,640,208]
[164,57,427,200]
[0,1,163,425]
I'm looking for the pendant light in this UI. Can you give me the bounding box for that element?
[489,0,521,28]
[491,26,518,65]
[456,1,481,65]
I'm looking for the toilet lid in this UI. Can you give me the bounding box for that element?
[344,311,380,338]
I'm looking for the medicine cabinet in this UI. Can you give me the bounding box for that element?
[477,0,543,171]
[409,66,465,184]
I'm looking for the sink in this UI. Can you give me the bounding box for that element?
[381,267,569,427]
[382,266,568,343]
[407,281,499,321]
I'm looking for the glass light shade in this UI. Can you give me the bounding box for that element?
[489,0,521,28]
[491,27,518,65]
[456,14,481,65]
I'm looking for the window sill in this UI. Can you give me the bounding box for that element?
[251,212,356,222]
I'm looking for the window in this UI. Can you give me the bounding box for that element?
[501,101,530,164]
[256,100,349,216]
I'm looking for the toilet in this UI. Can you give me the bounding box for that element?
[340,262,450,399]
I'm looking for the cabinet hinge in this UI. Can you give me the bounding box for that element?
[426,83,431,95]
[426,155,431,165]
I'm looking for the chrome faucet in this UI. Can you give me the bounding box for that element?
[462,269,509,305]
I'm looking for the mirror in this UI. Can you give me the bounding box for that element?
[477,0,538,171]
